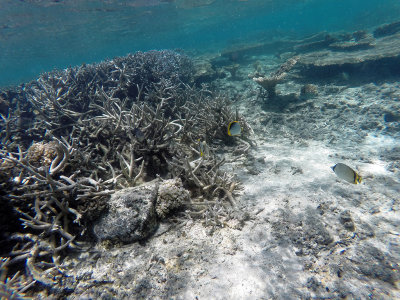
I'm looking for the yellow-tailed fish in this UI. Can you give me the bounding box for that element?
[198,139,209,157]
[227,121,241,136]
[331,163,362,184]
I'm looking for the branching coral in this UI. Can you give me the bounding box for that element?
[0,50,250,295]
[0,258,35,299]
[23,50,194,136]
[165,150,242,227]
[0,135,113,288]
[252,56,299,101]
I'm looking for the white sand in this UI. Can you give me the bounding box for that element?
[65,79,400,299]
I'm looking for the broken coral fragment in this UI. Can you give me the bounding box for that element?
[253,56,299,99]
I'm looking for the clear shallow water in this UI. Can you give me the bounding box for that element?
[0,0,399,87]
[1,2,400,299]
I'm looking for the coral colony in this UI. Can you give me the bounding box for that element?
[0,50,250,296]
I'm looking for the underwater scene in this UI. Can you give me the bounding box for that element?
[0,0,399,299]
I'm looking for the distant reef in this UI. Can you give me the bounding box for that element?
[210,20,400,81]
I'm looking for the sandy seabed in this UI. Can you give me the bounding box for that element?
[64,62,400,299]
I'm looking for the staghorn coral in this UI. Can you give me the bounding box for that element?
[156,178,190,219]
[165,147,242,227]
[0,258,34,300]
[0,49,250,295]
[23,50,194,136]
[175,84,253,145]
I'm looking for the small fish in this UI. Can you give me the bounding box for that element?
[331,163,362,184]
[198,139,209,157]
[227,121,241,136]
[133,127,145,142]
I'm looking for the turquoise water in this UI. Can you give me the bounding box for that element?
[0,0,399,87]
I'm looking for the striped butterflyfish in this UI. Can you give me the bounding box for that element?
[227,121,241,136]
[331,163,362,184]
[198,139,209,157]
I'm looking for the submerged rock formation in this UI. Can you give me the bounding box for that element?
[297,24,400,80]
[93,181,159,243]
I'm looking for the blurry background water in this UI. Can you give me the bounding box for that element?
[0,0,399,87]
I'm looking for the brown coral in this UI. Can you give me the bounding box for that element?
[26,141,60,167]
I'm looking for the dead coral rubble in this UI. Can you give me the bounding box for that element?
[0,50,248,296]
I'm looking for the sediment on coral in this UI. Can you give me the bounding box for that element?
[0,50,250,296]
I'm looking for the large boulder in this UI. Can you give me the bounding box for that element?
[93,181,159,243]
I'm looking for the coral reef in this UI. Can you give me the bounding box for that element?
[328,37,375,51]
[373,20,400,38]
[26,141,61,168]
[192,58,222,85]
[298,32,400,80]
[252,56,299,102]
[224,63,240,80]
[0,50,249,296]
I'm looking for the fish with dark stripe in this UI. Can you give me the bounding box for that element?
[331,163,362,184]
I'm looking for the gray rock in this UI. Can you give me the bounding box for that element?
[93,181,159,243]
[155,178,190,219]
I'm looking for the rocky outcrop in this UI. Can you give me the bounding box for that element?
[93,181,159,243]
[93,178,191,242]
[156,178,190,219]
[298,32,400,79]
